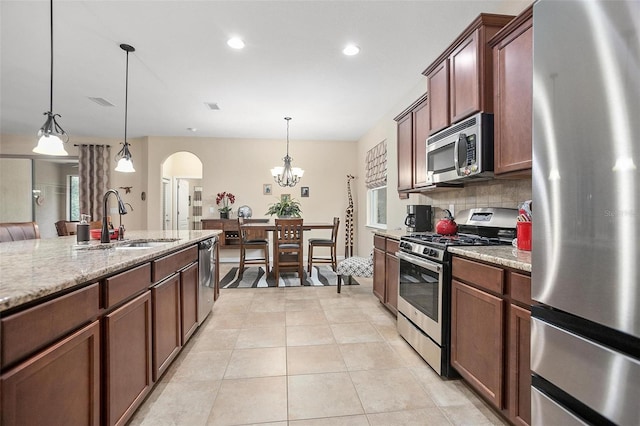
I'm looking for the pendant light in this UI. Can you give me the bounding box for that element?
[33,0,68,156]
[114,43,136,173]
[271,117,304,187]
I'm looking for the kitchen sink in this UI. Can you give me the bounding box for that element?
[75,238,180,250]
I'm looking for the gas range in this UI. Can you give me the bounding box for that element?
[399,207,518,263]
[400,233,507,262]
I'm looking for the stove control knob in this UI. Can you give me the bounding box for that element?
[430,249,437,257]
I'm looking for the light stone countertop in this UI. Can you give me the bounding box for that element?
[447,245,531,273]
[0,230,220,313]
[373,229,407,240]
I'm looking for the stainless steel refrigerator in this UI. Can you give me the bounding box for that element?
[532,0,640,424]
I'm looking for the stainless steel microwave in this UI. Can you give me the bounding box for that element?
[426,112,494,185]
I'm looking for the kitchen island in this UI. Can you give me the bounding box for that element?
[0,229,220,426]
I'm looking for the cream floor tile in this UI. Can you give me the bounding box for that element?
[189,328,239,352]
[165,350,232,383]
[287,372,364,420]
[289,414,370,425]
[330,322,384,344]
[129,380,219,426]
[249,298,286,312]
[235,326,286,349]
[366,408,451,426]
[350,368,435,414]
[207,311,248,330]
[287,344,347,375]
[224,347,287,379]
[411,366,478,407]
[286,324,336,346]
[285,298,323,311]
[440,401,506,425]
[323,307,370,323]
[286,309,328,326]
[207,376,288,425]
[339,341,407,371]
[242,311,286,328]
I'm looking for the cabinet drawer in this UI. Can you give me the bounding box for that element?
[386,239,399,253]
[1,283,99,369]
[509,271,531,306]
[374,235,386,250]
[152,245,198,283]
[452,256,504,294]
[104,263,151,309]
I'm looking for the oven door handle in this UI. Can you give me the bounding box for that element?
[396,252,441,273]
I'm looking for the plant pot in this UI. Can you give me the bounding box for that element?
[220,212,229,219]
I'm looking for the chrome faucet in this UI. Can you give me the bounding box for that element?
[101,189,128,243]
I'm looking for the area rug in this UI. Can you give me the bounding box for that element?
[220,265,360,288]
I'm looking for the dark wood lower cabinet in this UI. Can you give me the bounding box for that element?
[373,247,385,302]
[509,304,531,426]
[180,262,199,343]
[104,291,153,426]
[451,255,531,425]
[451,279,504,407]
[152,274,182,381]
[1,321,100,426]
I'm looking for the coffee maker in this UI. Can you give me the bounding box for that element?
[405,205,432,233]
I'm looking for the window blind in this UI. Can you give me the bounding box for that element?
[365,139,387,189]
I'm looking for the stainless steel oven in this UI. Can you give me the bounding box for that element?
[397,207,518,378]
[396,249,453,376]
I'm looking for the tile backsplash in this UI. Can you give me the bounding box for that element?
[416,178,532,219]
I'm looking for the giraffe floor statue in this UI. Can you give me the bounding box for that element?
[344,174,354,258]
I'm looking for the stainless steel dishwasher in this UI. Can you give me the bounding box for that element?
[198,236,217,324]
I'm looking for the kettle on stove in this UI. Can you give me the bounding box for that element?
[436,209,458,235]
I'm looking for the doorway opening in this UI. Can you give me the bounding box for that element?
[161,152,203,231]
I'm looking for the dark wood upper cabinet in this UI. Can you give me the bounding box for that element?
[423,14,514,135]
[395,93,429,194]
[396,112,413,191]
[412,97,430,189]
[490,6,533,176]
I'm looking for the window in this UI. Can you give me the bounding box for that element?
[365,140,387,228]
[68,175,80,221]
[368,186,387,228]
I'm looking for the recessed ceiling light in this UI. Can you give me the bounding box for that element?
[187,127,197,132]
[227,37,245,49]
[343,44,360,56]
[205,102,220,111]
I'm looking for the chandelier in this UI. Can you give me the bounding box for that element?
[114,43,136,173]
[33,0,69,156]
[271,117,304,187]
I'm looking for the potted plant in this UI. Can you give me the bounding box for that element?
[216,191,235,219]
[265,197,302,218]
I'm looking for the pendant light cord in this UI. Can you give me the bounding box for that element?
[124,49,129,144]
[49,0,54,112]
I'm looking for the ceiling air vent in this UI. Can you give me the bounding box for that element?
[88,97,115,107]
[205,102,220,110]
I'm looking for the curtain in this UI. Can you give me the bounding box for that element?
[78,144,111,221]
[365,139,387,189]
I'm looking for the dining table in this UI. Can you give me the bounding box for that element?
[240,220,334,275]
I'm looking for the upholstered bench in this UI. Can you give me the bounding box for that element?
[336,253,373,293]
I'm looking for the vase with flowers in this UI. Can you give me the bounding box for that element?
[216,192,235,219]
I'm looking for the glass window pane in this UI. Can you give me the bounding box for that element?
[69,175,80,221]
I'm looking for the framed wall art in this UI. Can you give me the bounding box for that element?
[301,186,309,197]
[263,184,272,195]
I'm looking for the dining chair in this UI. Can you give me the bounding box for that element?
[55,220,78,236]
[273,218,304,285]
[0,222,41,243]
[307,216,340,273]
[238,217,270,278]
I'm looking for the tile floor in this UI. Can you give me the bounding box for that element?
[129,264,507,426]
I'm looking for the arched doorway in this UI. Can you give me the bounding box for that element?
[161,152,203,230]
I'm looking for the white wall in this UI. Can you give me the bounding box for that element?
[0,134,147,232]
